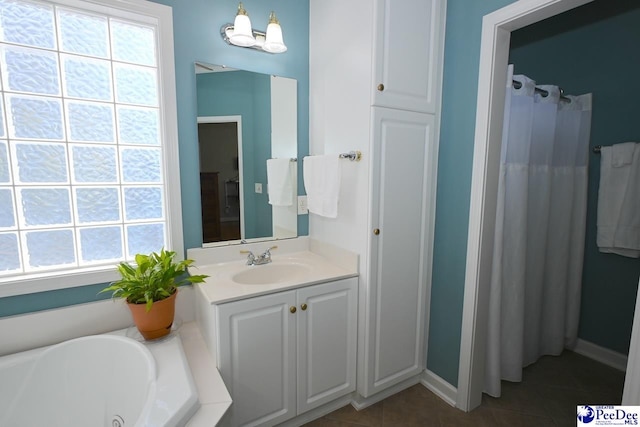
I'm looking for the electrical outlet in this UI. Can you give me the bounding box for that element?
[255,183,262,194]
[298,195,308,215]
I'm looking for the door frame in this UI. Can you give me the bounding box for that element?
[456,0,597,411]
[197,115,245,241]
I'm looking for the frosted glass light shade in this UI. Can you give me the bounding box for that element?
[229,8,255,47]
[263,12,287,53]
[221,6,288,54]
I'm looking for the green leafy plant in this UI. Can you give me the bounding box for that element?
[101,248,208,312]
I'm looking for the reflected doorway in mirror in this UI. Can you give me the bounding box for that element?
[198,117,244,243]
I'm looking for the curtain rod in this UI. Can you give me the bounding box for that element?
[512,80,571,103]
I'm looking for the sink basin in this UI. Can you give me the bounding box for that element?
[232,263,311,285]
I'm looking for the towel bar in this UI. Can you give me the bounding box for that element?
[339,151,362,162]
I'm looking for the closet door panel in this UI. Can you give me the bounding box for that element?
[366,106,433,395]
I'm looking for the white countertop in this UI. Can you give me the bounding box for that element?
[180,321,232,427]
[195,250,358,304]
[188,238,359,305]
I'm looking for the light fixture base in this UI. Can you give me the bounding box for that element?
[221,24,287,54]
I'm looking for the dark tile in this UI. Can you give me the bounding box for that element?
[522,354,582,389]
[438,405,499,427]
[309,352,624,427]
[490,408,557,427]
[534,384,591,422]
[552,413,580,427]
[571,360,625,394]
[581,387,623,406]
[382,384,451,426]
[304,418,368,427]
[482,381,549,417]
[323,402,383,427]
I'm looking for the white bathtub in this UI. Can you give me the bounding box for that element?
[0,332,199,427]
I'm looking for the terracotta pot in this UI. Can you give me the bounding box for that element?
[127,290,177,340]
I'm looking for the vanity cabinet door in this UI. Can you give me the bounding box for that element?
[296,278,357,413]
[371,0,445,114]
[217,291,297,427]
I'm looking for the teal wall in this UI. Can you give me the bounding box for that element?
[196,70,273,239]
[509,0,640,355]
[427,0,518,386]
[156,0,309,249]
[0,0,309,318]
[428,0,640,387]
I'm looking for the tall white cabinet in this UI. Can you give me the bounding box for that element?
[365,108,436,396]
[309,0,446,399]
[371,0,445,114]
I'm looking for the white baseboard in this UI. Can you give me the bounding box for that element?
[574,338,628,372]
[421,369,457,407]
[352,376,422,410]
[278,394,352,427]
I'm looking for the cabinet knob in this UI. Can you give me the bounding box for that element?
[373,228,380,235]
[301,303,308,311]
[290,306,297,314]
[377,83,384,92]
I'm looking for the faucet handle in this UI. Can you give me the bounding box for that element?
[263,246,278,256]
[240,250,255,265]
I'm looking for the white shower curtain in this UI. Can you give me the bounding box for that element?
[484,68,593,398]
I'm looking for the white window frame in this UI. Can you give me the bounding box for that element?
[0,0,183,297]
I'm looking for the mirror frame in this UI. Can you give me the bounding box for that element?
[195,63,298,247]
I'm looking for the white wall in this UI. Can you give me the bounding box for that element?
[308,0,374,281]
[271,76,298,238]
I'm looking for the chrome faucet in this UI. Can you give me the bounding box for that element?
[241,250,256,265]
[256,246,277,265]
[240,246,278,266]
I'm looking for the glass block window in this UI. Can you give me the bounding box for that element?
[0,0,174,280]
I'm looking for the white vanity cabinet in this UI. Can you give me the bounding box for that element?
[310,0,446,401]
[216,278,357,427]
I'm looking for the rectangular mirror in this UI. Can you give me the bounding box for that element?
[195,63,298,245]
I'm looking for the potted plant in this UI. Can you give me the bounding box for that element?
[101,248,208,340]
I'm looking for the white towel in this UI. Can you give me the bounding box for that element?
[266,158,293,206]
[612,142,636,167]
[303,155,341,218]
[597,142,640,258]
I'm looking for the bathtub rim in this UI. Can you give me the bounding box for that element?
[0,328,200,427]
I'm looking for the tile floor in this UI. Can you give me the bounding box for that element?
[304,351,625,427]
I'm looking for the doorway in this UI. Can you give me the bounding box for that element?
[458,0,640,411]
[197,116,244,243]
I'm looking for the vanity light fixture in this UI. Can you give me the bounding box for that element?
[227,2,255,47]
[221,2,287,54]
[263,11,287,53]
